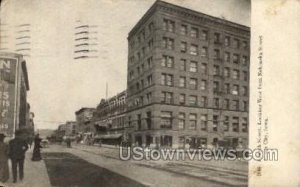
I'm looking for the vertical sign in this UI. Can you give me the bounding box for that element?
[0,57,18,137]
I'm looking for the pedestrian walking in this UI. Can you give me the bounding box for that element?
[0,133,9,183]
[66,137,71,148]
[8,130,29,183]
[31,134,42,161]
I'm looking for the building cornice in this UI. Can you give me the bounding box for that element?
[128,0,250,39]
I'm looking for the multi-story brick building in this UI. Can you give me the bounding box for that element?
[126,1,250,149]
[75,107,96,135]
[93,91,129,145]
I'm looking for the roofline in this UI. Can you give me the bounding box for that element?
[128,0,250,38]
[96,90,127,107]
[75,107,95,115]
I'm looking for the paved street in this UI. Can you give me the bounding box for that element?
[1,144,248,187]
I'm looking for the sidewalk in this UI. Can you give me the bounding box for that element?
[0,149,51,187]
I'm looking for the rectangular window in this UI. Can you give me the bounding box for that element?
[225,52,230,62]
[137,52,141,61]
[224,116,229,131]
[190,61,198,72]
[232,117,239,132]
[213,115,218,131]
[189,78,197,90]
[242,41,248,49]
[179,76,186,88]
[234,39,240,48]
[200,63,207,74]
[146,92,152,104]
[224,36,230,46]
[148,22,154,33]
[179,94,186,105]
[162,37,174,50]
[201,30,208,40]
[224,67,230,77]
[190,27,198,38]
[233,100,239,110]
[147,75,152,86]
[190,44,198,55]
[147,57,153,68]
[200,80,207,90]
[141,47,145,58]
[146,112,152,129]
[201,47,208,57]
[180,59,186,71]
[214,98,220,108]
[140,79,144,89]
[224,83,230,94]
[213,81,219,92]
[233,69,240,80]
[141,31,145,41]
[200,96,207,107]
[178,113,185,130]
[161,74,166,85]
[161,111,172,129]
[189,114,197,130]
[243,71,248,81]
[214,33,220,43]
[161,92,173,104]
[189,95,197,106]
[242,86,248,96]
[161,74,173,86]
[200,114,207,131]
[163,19,175,32]
[148,39,153,51]
[162,55,174,68]
[242,117,248,132]
[243,101,248,111]
[180,25,187,35]
[213,65,220,76]
[180,42,187,53]
[137,114,142,130]
[242,56,248,65]
[213,49,220,59]
[232,84,239,95]
[224,99,230,109]
[233,54,239,64]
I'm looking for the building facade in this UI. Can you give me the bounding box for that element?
[64,121,77,136]
[93,91,129,145]
[0,52,30,137]
[75,107,96,136]
[126,1,250,149]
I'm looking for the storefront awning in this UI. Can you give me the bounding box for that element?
[94,133,122,139]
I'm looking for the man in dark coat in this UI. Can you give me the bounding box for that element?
[8,130,28,183]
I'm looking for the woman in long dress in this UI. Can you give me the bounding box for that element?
[0,133,9,183]
[31,134,42,161]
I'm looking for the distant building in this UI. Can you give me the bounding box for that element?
[75,107,96,136]
[93,91,129,145]
[126,1,250,148]
[64,121,77,136]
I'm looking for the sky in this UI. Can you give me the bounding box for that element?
[0,0,250,130]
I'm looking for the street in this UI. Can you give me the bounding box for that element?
[1,143,248,187]
[43,144,248,186]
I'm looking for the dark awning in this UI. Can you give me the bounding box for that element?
[94,134,122,139]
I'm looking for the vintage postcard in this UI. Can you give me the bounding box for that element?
[0,0,299,186]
